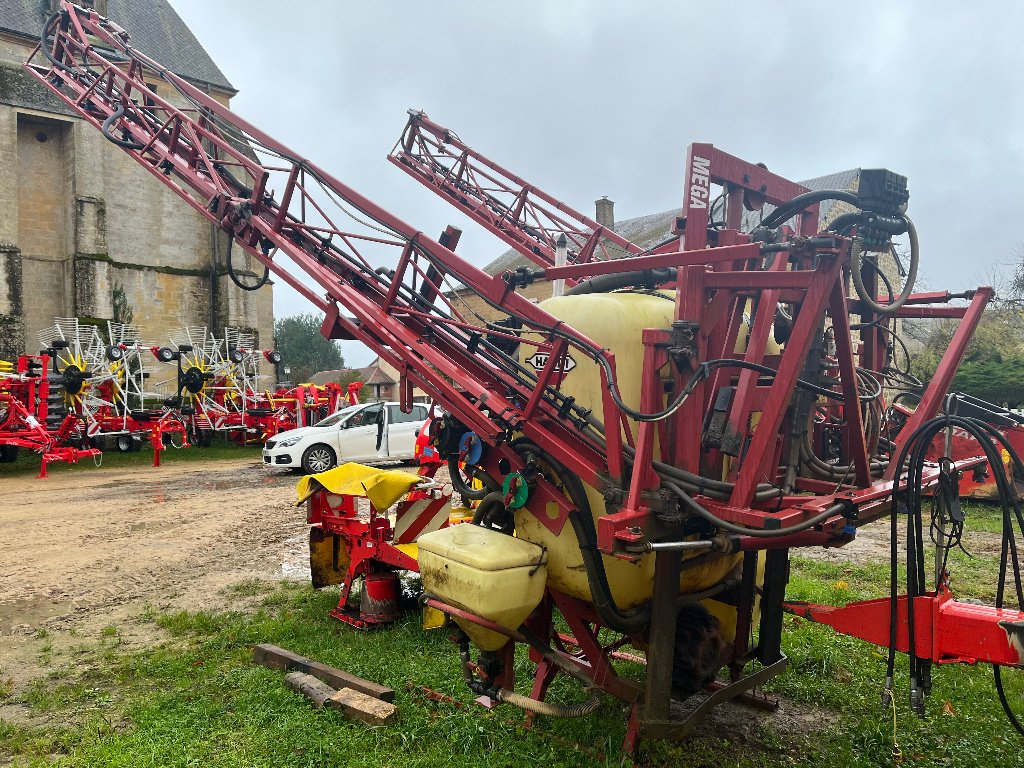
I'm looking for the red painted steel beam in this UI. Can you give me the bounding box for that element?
[390,111,642,278]
[538,242,761,281]
[787,588,1024,668]
[883,288,992,481]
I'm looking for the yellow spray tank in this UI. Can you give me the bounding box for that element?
[512,291,751,640]
[419,290,776,644]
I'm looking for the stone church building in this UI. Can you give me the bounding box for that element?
[0,0,274,364]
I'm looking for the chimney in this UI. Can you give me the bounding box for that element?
[595,196,614,230]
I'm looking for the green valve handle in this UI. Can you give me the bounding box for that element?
[502,472,530,509]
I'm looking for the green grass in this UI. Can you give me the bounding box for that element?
[962,498,1019,535]
[768,555,1024,767]
[0,436,263,477]
[2,551,1022,766]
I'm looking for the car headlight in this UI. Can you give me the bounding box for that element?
[275,435,302,448]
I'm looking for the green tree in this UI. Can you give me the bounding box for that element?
[273,313,344,384]
[909,251,1024,406]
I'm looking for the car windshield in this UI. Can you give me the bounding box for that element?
[316,405,364,427]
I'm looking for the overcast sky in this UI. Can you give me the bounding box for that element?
[168,0,1024,368]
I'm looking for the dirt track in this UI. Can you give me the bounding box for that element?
[0,458,308,690]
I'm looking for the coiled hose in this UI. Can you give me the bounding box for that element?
[447,455,499,500]
[851,216,919,314]
[496,686,603,718]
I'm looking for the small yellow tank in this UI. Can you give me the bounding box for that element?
[417,524,547,651]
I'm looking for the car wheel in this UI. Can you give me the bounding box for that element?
[301,444,336,474]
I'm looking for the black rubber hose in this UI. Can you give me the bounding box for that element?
[214,163,255,198]
[761,189,862,228]
[225,237,270,291]
[566,268,675,296]
[101,100,145,150]
[664,480,846,538]
[448,455,499,501]
[851,216,919,315]
[883,413,1024,737]
[39,12,71,73]
[470,491,508,529]
[513,440,651,634]
[827,211,864,235]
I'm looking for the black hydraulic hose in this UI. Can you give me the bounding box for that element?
[214,162,256,198]
[850,260,895,333]
[663,480,847,538]
[39,13,72,73]
[648,450,783,502]
[799,437,887,478]
[225,237,270,291]
[101,100,145,149]
[513,440,650,634]
[448,456,499,501]
[966,422,1024,737]
[470,491,510,532]
[595,418,783,503]
[851,216,919,315]
[761,189,862,228]
[883,413,1024,735]
[827,211,864,236]
[565,494,651,634]
[566,268,675,296]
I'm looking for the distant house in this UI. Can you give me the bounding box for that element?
[310,356,429,403]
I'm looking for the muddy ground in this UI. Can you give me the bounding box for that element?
[0,458,311,694]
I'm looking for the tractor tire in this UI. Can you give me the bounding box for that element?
[114,434,135,453]
[196,429,213,448]
[0,445,18,463]
[301,444,336,475]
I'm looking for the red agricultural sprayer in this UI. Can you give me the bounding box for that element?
[26,2,1024,751]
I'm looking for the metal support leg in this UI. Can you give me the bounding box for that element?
[757,548,790,664]
[643,550,682,722]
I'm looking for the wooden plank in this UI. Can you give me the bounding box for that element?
[282,672,399,725]
[284,672,336,709]
[327,686,399,725]
[252,644,395,702]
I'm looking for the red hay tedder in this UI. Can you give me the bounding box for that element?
[26,2,1024,751]
[0,315,362,476]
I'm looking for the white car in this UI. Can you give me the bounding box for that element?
[262,401,429,473]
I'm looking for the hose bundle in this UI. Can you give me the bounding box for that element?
[884,410,1024,736]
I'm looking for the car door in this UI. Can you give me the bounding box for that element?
[384,404,427,460]
[336,403,383,462]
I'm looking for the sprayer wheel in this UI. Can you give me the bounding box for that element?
[671,601,726,700]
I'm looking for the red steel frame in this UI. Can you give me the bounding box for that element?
[391,111,651,281]
[26,2,1021,749]
[306,477,453,628]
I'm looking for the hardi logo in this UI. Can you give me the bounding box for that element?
[689,155,710,209]
[525,351,577,372]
